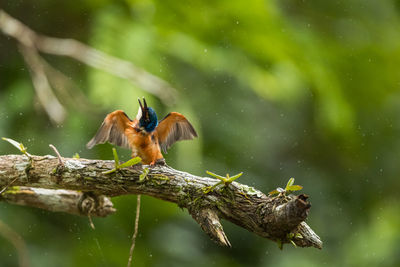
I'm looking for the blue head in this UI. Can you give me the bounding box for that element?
[138,98,158,132]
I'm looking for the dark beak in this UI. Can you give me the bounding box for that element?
[138,97,149,121]
[138,98,143,111]
[143,97,148,109]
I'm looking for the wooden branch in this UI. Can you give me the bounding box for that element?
[1,186,115,217]
[0,154,322,249]
[190,208,231,247]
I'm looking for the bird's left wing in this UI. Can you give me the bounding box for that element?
[86,110,135,149]
[156,112,198,153]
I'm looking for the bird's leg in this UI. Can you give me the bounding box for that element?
[148,158,166,166]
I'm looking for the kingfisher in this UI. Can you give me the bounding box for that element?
[86,98,198,165]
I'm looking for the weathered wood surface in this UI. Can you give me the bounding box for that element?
[0,154,322,249]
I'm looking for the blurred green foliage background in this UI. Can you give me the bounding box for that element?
[1,0,400,266]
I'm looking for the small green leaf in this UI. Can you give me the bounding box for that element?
[295,233,303,239]
[285,177,295,190]
[19,143,27,154]
[205,170,244,191]
[228,172,243,182]
[3,137,23,151]
[268,187,285,196]
[286,185,303,192]
[72,153,80,159]
[119,157,141,168]
[206,171,227,181]
[139,167,149,182]
[268,189,280,196]
[112,148,119,168]
[2,137,30,156]
[103,168,117,174]
[290,240,297,248]
[202,186,213,194]
[2,137,21,150]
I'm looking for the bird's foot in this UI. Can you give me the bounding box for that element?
[149,158,166,166]
[155,158,166,166]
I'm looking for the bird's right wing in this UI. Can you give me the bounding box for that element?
[156,112,197,153]
[86,110,135,149]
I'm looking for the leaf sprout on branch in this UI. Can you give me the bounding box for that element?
[203,171,243,194]
[102,148,141,174]
[268,177,303,197]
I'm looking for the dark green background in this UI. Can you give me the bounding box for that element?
[1,0,400,266]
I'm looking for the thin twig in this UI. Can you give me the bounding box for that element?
[0,220,30,267]
[49,144,64,166]
[19,45,66,124]
[0,177,19,195]
[41,58,94,113]
[0,9,177,106]
[88,204,96,230]
[127,195,141,267]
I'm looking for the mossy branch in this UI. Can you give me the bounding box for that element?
[0,154,322,249]
[1,186,115,217]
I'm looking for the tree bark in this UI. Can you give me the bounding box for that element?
[0,154,322,249]
[1,186,115,217]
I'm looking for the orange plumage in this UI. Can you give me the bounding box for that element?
[86,98,197,165]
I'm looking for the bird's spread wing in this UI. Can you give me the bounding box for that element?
[86,110,134,149]
[156,112,197,153]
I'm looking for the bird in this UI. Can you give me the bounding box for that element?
[86,98,198,165]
